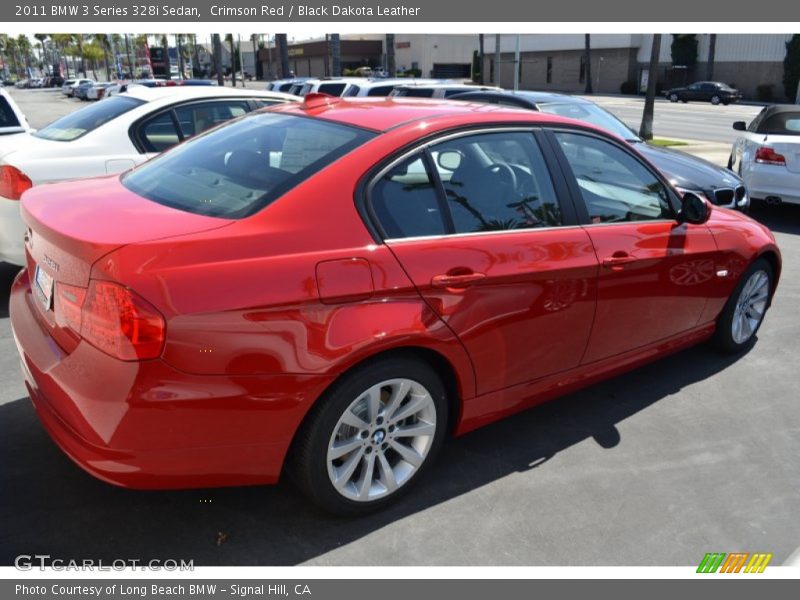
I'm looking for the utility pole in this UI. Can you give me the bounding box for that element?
[212,34,224,86]
[513,34,520,91]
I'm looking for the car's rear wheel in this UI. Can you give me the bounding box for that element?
[711,94,722,105]
[669,93,679,102]
[289,356,448,515]
[711,258,773,353]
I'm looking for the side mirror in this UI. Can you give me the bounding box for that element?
[678,192,711,225]
[732,121,747,131]
[437,150,463,171]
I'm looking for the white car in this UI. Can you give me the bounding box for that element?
[389,82,502,99]
[0,86,298,265]
[86,82,116,101]
[62,78,94,97]
[341,78,443,97]
[297,77,369,97]
[730,105,800,207]
[0,87,33,141]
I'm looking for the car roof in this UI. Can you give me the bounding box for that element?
[123,85,298,103]
[270,96,591,133]
[759,104,800,116]
[394,83,500,90]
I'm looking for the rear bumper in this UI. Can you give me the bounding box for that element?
[10,269,333,489]
[743,163,800,205]
[0,196,25,266]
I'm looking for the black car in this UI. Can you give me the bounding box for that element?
[450,90,749,212]
[664,81,742,105]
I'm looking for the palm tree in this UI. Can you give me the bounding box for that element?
[478,34,484,84]
[276,34,289,78]
[330,34,341,77]
[73,34,86,77]
[225,34,236,86]
[83,42,104,80]
[34,34,48,72]
[212,34,224,86]
[706,34,717,81]
[584,34,593,93]
[93,34,113,80]
[16,35,33,75]
[386,34,396,77]
[639,34,662,140]
[51,34,74,77]
[160,35,170,78]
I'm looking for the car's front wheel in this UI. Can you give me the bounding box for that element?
[289,356,448,515]
[711,94,722,105]
[669,93,679,102]
[711,258,773,353]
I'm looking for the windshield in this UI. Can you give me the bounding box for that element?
[537,101,638,141]
[34,96,145,141]
[122,112,376,219]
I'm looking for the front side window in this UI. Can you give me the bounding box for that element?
[0,97,21,129]
[554,131,674,224]
[34,96,145,141]
[123,113,375,218]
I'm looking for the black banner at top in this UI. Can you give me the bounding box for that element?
[3,0,800,22]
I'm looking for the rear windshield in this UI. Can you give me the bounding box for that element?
[34,96,145,141]
[760,112,800,135]
[121,112,376,218]
[0,96,21,129]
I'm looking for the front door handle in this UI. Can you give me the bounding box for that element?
[431,272,486,289]
[602,252,636,271]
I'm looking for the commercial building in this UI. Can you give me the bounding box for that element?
[483,34,796,100]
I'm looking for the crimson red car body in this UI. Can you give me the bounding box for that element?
[10,98,781,496]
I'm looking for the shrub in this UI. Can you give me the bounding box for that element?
[783,34,800,100]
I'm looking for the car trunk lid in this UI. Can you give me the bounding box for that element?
[20,175,233,352]
[763,134,800,173]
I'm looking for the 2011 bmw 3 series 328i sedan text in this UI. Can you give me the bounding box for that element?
[10,95,781,514]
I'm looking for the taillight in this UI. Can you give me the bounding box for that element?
[0,165,33,200]
[755,146,786,166]
[80,280,165,361]
[54,282,86,335]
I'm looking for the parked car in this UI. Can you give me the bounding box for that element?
[86,82,116,101]
[450,90,750,212]
[729,105,800,207]
[266,77,312,93]
[342,78,443,97]
[390,82,502,98]
[10,96,780,514]
[0,86,297,265]
[0,87,33,139]
[74,80,100,100]
[297,77,369,97]
[62,78,94,97]
[664,81,742,105]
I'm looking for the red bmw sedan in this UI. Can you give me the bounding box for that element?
[11,95,781,514]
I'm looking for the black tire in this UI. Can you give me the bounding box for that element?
[288,355,449,515]
[710,258,773,353]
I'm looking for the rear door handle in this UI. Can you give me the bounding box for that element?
[431,272,486,288]
[602,253,636,271]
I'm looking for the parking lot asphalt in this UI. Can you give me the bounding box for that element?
[1,89,799,567]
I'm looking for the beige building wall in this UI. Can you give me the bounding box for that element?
[392,34,478,77]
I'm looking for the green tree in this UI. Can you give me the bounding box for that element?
[783,34,800,101]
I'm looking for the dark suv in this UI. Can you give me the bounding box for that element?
[664,81,742,105]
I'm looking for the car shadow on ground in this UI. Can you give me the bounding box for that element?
[0,335,745,566]
[749,201,800,236]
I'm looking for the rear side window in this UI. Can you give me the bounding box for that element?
[367,85,395,97]
[140,112,180,152]
[760,112,800,135]
[174,101,249,137]
[371,153,447,239]
[122,113,375,218]
[394,88,434,98]
[34,96,145,141]
[0,97,21,128]
[318,83,347,96]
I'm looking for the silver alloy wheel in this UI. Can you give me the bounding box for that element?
[670,93,679,102]
[326,378,437,502]
[731,269,770,344]
[711,95,721,105]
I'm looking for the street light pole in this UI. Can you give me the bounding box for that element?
[513,34,520,91]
